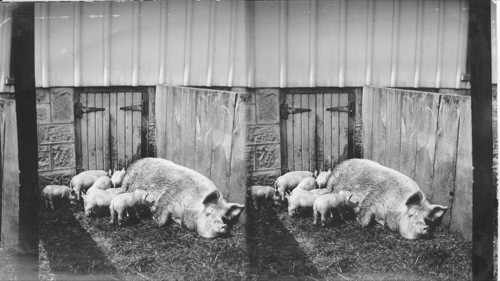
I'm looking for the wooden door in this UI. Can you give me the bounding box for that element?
[280,89,354,173]
[75,88,148,172]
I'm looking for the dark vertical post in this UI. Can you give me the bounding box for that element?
[468,1,494,280]
[11,3,38,254]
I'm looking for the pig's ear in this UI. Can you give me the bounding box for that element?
[225,203,245,222]
[314,170,318,177]
[202,190,221,206]
[121,168,125,172]
[405,191,423,206]
[108,169,112,176]
[429,205,448,221]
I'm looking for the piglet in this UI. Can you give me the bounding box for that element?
[315,169,332,189]
[109,189,150,226]
[250,185,280,210]
[286,188,321,217]
[295,176,319,191]
[42,185,77,210]
[313,190,359,226]
[82,186,125,216]
[110,168,126,188]
[70,170,110,201]
[309,188,330,196]
[274,170,314,201]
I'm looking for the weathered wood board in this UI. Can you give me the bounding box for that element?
[0,100,20,247]
[155,85,247,204]
[362,86,472,240]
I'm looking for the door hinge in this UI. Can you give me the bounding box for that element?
[280,102,312,119]
[74,101,106,119]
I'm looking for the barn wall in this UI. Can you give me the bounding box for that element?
[0,4,14,93]
[35,0,469,89]
[362,86,472,240]
[245,89,282,186]
[36,88,77,186]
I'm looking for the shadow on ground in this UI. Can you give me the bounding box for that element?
[246,202,322,280]
[40,204,123,280]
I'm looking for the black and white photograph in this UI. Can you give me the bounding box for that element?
[0,0,496,280]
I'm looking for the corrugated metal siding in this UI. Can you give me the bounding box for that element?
[35,0,469,89]
[0,4,13,93]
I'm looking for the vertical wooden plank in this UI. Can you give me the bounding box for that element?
[227,93,249,223]
[95,93,104,170]
[179,88,188,167]
[109,92,118,169]
[132,92,142,163]
[87,93,97,170]
[315,93,325,171]
[389,90,402,170]
[80,93,89,171]
[172,88,182,164]
[414,92,440,199]
[308,93,316,172]
[195,91,213,177]
[371,89,381,163]
[301,94,310,170]
[338,93,348,163]
[330,93,340,165]
[116,92,126,169]
[383,90,395,169]
[165,86,174,160]
[185,89,197,169]
[450,97,472,240]
[361,86,374,160]
[285,94,294,171]
[1,101,20,247]
[210,92,236,196]
[125,92,133,167]
[399,91,418,178]
[323,93,332,169]
[103,93,110,171]
[431,95,460,226]
[293,93,302,171]
[155,86,167,159]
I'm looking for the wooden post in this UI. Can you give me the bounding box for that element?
[11,3,39,254]
[468,1,494,280]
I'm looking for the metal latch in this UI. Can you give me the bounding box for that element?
[326,101,353,114]
[119,100,144,112]
[280,102,312,119]
[74,101,105,119]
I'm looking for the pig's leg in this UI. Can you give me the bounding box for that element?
[117,210,124,226]
[156,209,172,227]
[109,206,115,224]
[313,210,319,225]
[357,205,375,228]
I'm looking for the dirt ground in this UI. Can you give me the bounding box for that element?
[37,197,472,281]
